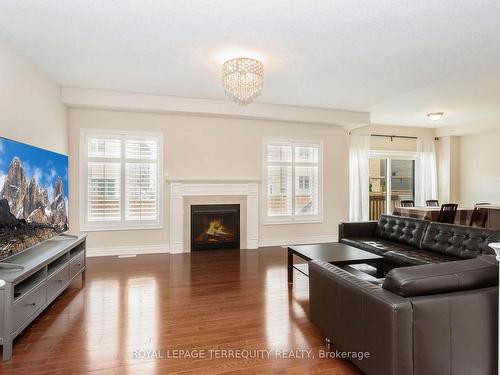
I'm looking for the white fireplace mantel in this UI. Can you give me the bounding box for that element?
[169,180,260,253]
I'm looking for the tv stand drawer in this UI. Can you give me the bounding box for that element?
[47,265,70,299]
[13,281,47,331]
[70,252,85,279]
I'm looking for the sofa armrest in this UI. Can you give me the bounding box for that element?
[338,221,377,240]
[309,261,413,375]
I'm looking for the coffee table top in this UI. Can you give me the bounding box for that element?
[288,242,382,264]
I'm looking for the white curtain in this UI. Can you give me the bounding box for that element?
[349,134,370,221]
[415,137,438,206]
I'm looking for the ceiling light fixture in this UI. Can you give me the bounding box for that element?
[427,112,444,121]
[223,57,264,106]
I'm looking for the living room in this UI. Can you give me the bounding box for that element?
[0,1,500,374]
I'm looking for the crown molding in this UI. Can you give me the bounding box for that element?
[60,87,370,127]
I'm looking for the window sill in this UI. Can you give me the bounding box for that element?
[262,218,324,226]
[80,225,164,232]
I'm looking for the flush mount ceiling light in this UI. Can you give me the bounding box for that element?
[223,57,264,106]
[427,112,445,121]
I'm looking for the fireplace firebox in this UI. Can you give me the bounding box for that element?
[191,204,240,251]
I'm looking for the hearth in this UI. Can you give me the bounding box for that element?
[191,204,240,251]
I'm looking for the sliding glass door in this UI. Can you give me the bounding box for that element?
[369,153,415,220]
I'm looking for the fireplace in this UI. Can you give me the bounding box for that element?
[191,204,240,251]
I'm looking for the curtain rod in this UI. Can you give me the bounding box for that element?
[370,134,439,141]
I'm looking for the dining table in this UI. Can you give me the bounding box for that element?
[392,206,474,226]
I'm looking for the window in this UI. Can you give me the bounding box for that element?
[369,152,415,220]
[264,140,322,223]
[81,130,162,230]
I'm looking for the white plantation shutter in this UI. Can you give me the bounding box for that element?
[88,138,121,158]
[294,146,319,216]
[124,138,159,222]
[125,163,158,221]
[266,144,293,217]
[295,166,319,215]
[87,162,121,221]
[265,141,322,222]
[82,131,161,229]
[125,139,158,160]
[267,165,293,216]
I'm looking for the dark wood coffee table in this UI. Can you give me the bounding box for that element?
[287,242,384,283]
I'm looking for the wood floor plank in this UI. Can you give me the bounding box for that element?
[0,247,362,375]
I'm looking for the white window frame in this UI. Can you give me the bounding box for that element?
[80,128,163,232]
[263,139,323,225]
[368,150,416,215]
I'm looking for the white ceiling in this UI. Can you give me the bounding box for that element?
[0,0,499,127]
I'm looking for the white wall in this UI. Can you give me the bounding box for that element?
[457,127,500,206]
[68,108,349,251]
[0,36,67,153]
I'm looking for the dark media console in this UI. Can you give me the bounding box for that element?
[0,234,86,360]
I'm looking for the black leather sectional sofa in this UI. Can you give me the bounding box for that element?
[309,214,500,375]
[339,214,499,270]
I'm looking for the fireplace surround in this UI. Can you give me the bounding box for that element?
[169,180,259,253]
[191,204,240,251]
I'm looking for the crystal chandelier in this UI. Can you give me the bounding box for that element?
[223,57,264,106]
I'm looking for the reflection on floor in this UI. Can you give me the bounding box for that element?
[0,247,362,374]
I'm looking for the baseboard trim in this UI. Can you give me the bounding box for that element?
[258,234,338,247]
[86,244,170,257]
[87,235,338,256]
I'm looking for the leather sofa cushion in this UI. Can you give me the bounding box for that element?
[421,222,500,259]
[375,215,429,248]
[341,238,419,257]
[383,249,457,267]
[382,255,498,297]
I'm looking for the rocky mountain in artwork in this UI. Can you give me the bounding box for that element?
[50,176,67,230]
[0,198,20,225]
[1,157,27,218]
[0,197,58,260]
[0,157,68,231]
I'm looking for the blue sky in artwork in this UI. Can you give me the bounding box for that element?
[0,137,68,201]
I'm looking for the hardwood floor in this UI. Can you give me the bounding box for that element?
[0,247,362,375]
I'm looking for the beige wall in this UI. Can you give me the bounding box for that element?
[0,36,67,154]
[437,136,460,203]
[457,127,500,206]
[68,108,349,250]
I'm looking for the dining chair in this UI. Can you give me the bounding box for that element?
[437,203,458,224]
[400,200,415,207]
[469,206,488,227]
[425,200,440,207]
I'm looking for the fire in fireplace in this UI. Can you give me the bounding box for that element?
[191,204,240,251]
